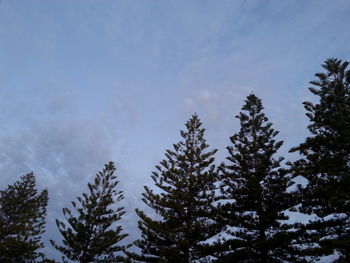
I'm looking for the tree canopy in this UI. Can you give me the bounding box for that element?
[134,114,219,263]
[51,162,128,263]
[0,173,48,262]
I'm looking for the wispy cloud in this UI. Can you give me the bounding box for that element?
[0,0,350,259]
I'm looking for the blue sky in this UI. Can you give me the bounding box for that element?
[1,0,350,260]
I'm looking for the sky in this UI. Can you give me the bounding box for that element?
[0,0,350,260]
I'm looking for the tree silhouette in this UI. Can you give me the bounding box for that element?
[51,162,128,263]
[0,173,48,262]
[134,114,218,262]
[216,94,295,262]
[289,58,350,262]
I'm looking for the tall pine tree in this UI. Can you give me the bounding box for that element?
[0,172,49,262]
[51,162,128,263]
[289,58,350,262]
[216,94,295,263]
[134,114,218,263]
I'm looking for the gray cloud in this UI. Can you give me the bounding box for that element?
[1,0,350,261]
[0,87,127,259]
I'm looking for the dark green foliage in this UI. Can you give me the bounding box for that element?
[216,94,295,262]
[289,58,350,262]
[0,173,49,262]
[51,162,129,263]
[134,114,218,262]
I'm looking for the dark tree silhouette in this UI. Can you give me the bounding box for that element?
[289,58,350,262]
[51,162,129,263]
[216,94,296,263]
[0,173,48,262]
[134,114,219,263]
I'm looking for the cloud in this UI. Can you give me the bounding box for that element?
[0,86,123,259]
[1,0,350,260]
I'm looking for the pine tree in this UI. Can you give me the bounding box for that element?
[134,114,218,263]
[0,172,49,262]
[289,58,350,262]
[216,94,295,262]
[51,162,129,263]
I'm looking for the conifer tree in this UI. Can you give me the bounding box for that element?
[216,94,295,262]
[134,114,218,263]
[0,172,49,262]
[51,162,128,263]
[289,58,350,262]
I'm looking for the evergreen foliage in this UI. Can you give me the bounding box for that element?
[216,94,295,262]
[0,58,348,263]
[51,162,129,263]
[0,173,49,262]
[134,114,218,263]
[289,58,350,262]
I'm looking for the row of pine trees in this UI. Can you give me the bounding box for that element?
[0,58,349,263]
